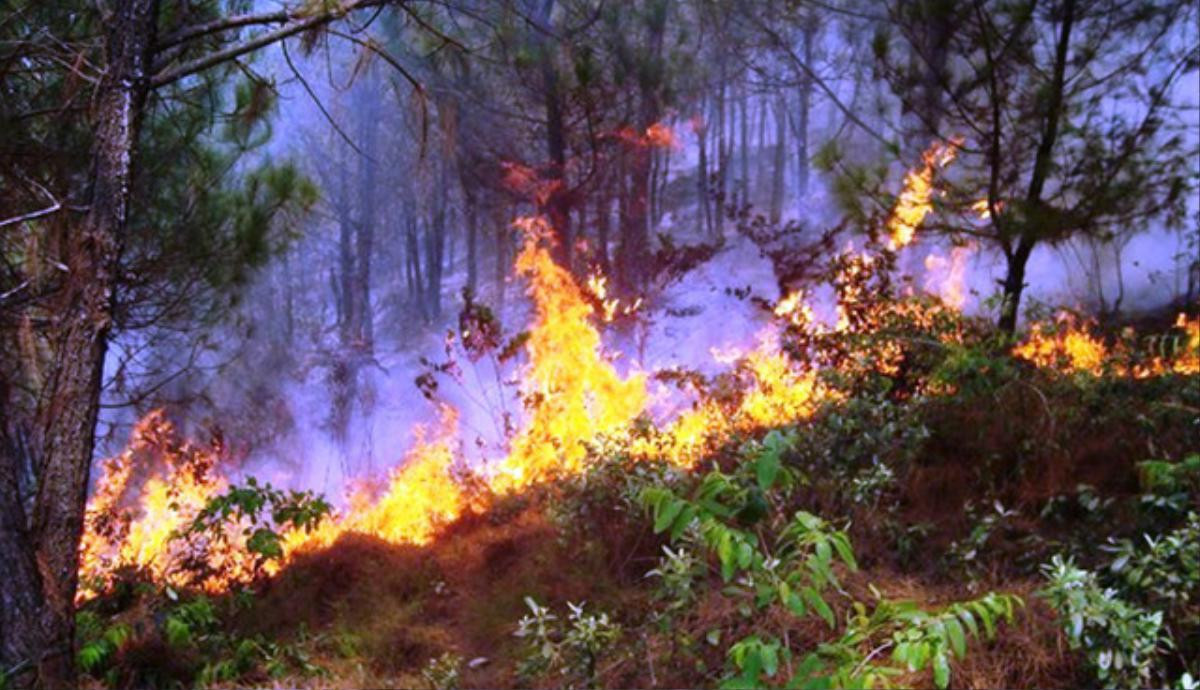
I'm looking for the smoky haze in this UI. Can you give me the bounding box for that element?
[95,1,1199,501]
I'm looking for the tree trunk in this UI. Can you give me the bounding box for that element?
[406,215,424,319]
[619,141,652,295]
[465,198,478,295]
[493,203,509,311]
[796,14,815,197]
[1000,0,1075,334]
[535,0,572,269]
[769,97,787,224]
[714,73,728,236]
[425,166,448,319]
[334,168,356,342]
[354,89,378,354]
[998,238,1034,334]
[595,189,611,272]
[739,87,749,207]
[0,1,158,686]
[696,102,711,236]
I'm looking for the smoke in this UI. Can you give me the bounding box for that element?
[92,15,1198,506]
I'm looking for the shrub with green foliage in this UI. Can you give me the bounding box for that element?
[75,477,336,688]
[514,597,621,688]
[640,430,1021,689]
[1040,556,1165,688]
[177,477,331,576]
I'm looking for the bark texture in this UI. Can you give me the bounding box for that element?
[0,0,157,686]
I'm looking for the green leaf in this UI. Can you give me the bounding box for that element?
[737,540,755,569]
[816,539,832,566]
[756,446,781,491]
[247,527,283,559]
[761,643,779,677]
[957,608,979,638]
[932,651,950,689]
[944,617,967,658]
[165,616,192,647]
[671,504,698,541]
[803,587,835,628]
[972,602,996,638]
[786,592,808,617]
[718,530,736,581]
[831,533,858,571]
[655,498,685,533]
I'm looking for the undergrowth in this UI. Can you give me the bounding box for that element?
[73,294,1198,689]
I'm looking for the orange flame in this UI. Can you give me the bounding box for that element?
[1014,311,1198,377]
[496,217,648,488]
[284,405,466,556]
[78,411,254,599]
[887,139,960,250]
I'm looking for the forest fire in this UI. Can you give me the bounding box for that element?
[78,411,248,598]
[75,143,1197,608]
[495,216,647,489]
[9,0,1200,685]
[1015,311,1200,377]
[282,404,467,554]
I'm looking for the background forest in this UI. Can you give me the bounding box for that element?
[2,0,1198,688]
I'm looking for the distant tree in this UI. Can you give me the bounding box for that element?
[875,0,1197,332]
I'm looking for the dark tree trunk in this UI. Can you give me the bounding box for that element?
[0,425,50,687]
[739,87,749,207]
[595,189,611,272]
[998,238,1035,334]
[425,165,448,319]
[619,142,652,295]
[534,0,572,269]
[714,72,728,236]
[334,172,356,342]
[696,102,711,236]
[913,0,956,142]
[1000,0,1075,334]
[406,215,424,319]
[465,197,478,295]
[0,1,158,686]
[795,14,815,197]
[769,97,787,224]
[354,87,379,354]
[493,203,509,310]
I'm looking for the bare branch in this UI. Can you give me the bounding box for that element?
[149,0,390,89]
[0,177,61,229]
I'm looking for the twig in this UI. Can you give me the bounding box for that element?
[281,38,369,159]
[0,177,61,228]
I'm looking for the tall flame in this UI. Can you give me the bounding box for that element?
[887,139,960,250]
[495,216,647,489]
